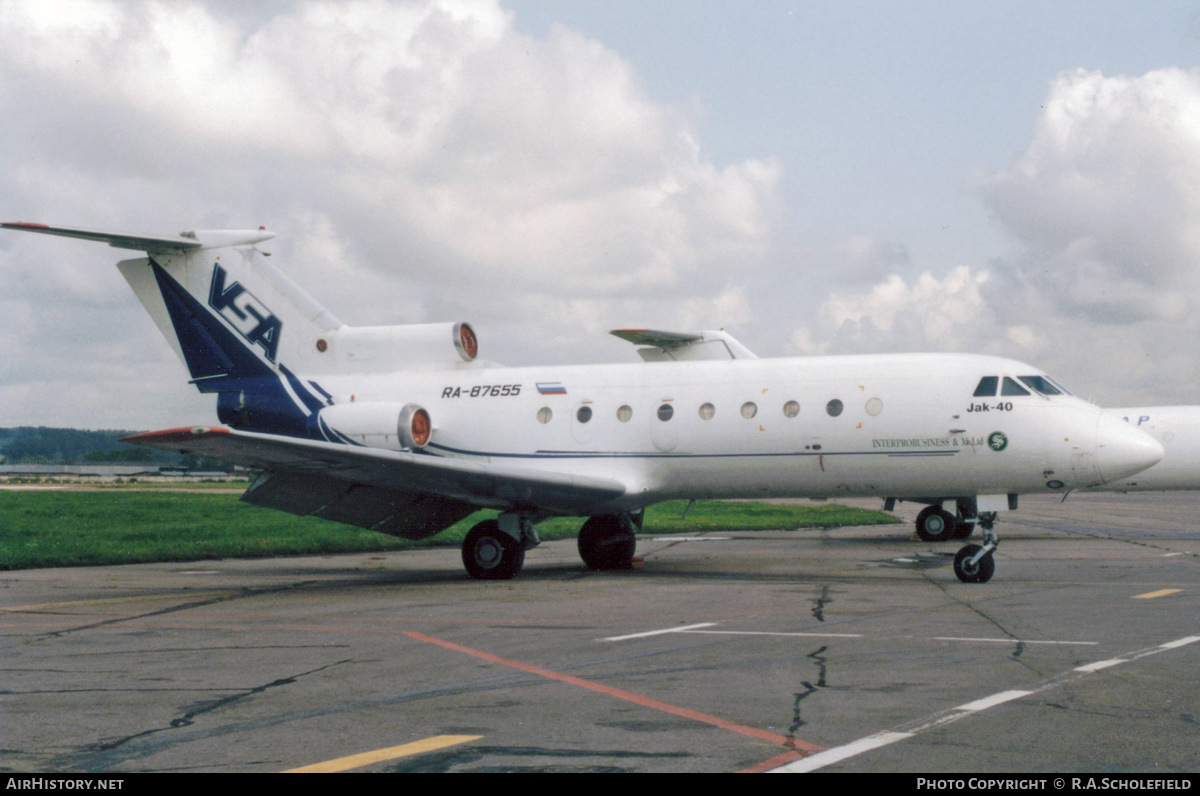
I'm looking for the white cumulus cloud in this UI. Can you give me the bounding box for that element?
[0,0,780,426]
[792,68,1200,405]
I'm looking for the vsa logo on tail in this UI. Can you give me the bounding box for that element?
[207,264,283,362]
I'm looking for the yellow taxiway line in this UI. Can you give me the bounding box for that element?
[1132,588,1183,599]
[283,735,483,773]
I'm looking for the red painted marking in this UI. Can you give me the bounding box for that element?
[121,426,230,443]
[402,630,823,753]
[3,222,51,228]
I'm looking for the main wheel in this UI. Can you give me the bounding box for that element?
[462,520,525,580]
[953,544,995,583]
[578,515,636,570]
[915,506,955,542]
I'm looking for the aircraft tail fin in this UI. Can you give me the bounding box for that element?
[4,222,342,437]
[4,221,484,440]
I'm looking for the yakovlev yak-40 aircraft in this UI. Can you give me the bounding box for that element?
[2,222,1166,583]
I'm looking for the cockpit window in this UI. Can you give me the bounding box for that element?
[1046,376,1072,396]
[973,376,999,397]
[1018,375,1062,396]
[1001,377,1031,396]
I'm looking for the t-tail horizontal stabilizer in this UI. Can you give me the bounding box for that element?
[610,328,758,361]
[0,222,274,251]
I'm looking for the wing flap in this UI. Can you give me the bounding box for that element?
[123,427,627,518]
[242,471,477,539]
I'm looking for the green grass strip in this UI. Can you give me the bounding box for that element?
[0,491,897,570]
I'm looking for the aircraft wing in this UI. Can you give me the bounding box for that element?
[124,427,627,539]
[610,328,758,361]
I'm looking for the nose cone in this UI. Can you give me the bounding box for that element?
[1095,413,1164,483]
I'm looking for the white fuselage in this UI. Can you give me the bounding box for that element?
[310,352,1161,514]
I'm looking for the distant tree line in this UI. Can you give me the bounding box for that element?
[0,427,231,471]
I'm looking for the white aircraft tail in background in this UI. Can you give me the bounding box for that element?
[2,222,1165,583]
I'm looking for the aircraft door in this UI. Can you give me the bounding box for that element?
[1071,450,1100,487]
[571,401,595,444]
[651,400,679,452]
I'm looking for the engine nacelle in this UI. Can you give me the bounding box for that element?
[314,321,478,372]
[311,402,432,450]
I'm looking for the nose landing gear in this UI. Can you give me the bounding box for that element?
[952,511,998,583]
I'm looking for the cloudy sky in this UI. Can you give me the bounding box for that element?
[2,0,1200,429]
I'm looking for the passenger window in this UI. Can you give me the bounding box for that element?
[782,400,800,418]
[1001,377,1030,396]
[616,405,632,422]
[657,404,674,421]
[537,407,552,424]
[826,399,843,417]
[1018,376,1061,395]
[576,406,593,423]
[699,403,715,420]
[741,402,758,419]
[973,376,998,397]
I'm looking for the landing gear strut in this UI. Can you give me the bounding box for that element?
[578,514,637,570]
[951,498,978,539]
[951,518,975,539]
[952,511,998,583]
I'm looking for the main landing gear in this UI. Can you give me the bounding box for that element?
[914,500,975,542]
[461,515,538,580]
[577,513,638,570]
[460,511,641,580]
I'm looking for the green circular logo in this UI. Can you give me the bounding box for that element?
[988,431,1009,452]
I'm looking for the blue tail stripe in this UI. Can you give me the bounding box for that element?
[151,260,239,381]
[151,259,314,439]
[307,379,335,405]
[281,364,327,415]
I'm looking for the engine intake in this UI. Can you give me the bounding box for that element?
[312,402,433,450]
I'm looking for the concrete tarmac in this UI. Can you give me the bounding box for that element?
[1,492,1198,773]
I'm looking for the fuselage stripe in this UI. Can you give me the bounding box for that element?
[424,442,963,461]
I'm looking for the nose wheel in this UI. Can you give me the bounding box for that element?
[953,544,995,582]
[952,512,998,583]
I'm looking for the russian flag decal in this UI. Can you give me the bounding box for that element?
[537,382,567,395]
